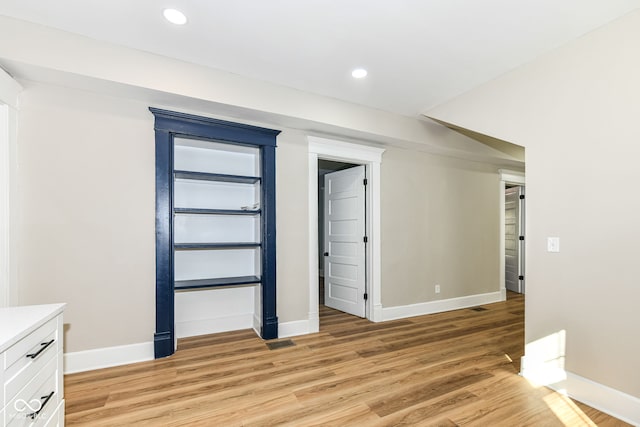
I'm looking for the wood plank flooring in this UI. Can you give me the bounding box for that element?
[65,293,630,426]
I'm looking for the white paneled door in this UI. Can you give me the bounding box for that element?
[505,185,525,294]
[324,166,366,317]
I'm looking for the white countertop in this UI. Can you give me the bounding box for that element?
[0,303,66,353]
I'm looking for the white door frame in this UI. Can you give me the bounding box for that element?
[0,69,21,308]
[499,169,525,300]
[308,136,385,331]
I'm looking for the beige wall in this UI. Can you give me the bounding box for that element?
[275,131,309,323]
[381,147,500,307]
[15,80,504,354]
[17,83,156,352]
[16,82,310,352]
[428,10,640,398]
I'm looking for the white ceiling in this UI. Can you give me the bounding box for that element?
[1,1,639,117]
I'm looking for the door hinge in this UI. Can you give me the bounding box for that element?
[519,275,524,280]
[323,252,329,256]
[363,178,368,186]
[364,293,368,301]
[363,236,368,243]
[519,236,524,241]
[519,195,525,200]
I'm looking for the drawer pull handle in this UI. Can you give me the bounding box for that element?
[26,339,55,359]
[28,391,55,420]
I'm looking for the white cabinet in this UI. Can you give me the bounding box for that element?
[0,304,65,426]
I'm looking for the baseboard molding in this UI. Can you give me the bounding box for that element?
[372,303,384,322]
[307,311,320,334]
[521,364,640,426]
[253,314,261,336]
[279,319,313,338]
[176,313,254,339]
[64,317,314,374]
[381,291,503,321]
[64,341,154,374]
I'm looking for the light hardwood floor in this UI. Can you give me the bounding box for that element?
[65,293,630,426]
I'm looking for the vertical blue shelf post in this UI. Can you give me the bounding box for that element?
[154,123,174,359]
[261,145,277,339]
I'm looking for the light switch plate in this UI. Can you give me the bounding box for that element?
[547,237,560,252]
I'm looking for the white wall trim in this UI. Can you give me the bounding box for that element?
[253,313,261,337]
[499,168,525,299]
[520,365,640,426]
[64,319,321,374]
[308,136,385,326]
[499,169,525,185]
[307,152,320,333]
[498,178,506,300]
[279,319,314,338]
[0,104,9,309]
[382,291,503,321]
[64,342,155,374]
[0,69,21,308]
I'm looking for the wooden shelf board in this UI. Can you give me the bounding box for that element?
[174,242,260,250]
[174,208,261,216]
[175,276,261,290]
[174,170,260,184]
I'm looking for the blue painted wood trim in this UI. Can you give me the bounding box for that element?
[151,107,280,357]
[154,127,174,359]
[261,145,278,339]
[149,107,278,147]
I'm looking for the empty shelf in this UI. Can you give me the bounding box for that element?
[175,276,261,290]
[174,170,260,184]
[174,208,261,215]
[174,242,261,250]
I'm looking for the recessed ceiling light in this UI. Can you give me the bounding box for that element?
[351,68,368,79]
[163,8,187,25]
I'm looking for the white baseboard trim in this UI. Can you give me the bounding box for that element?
[521,365,640,426]
[64,316,314,374]
[500,288,507,300]
[176,313,253,339]
[279,319,314,338]
[253,314,261,336]
[371,303,384,322]
[307,311,320,334]
[381,291,503,321]
[64,341,154,374]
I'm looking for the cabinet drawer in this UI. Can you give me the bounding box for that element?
[4,318,59,405]
[42,399,64,427]
[5,317,58,372]
[6,356,59,427]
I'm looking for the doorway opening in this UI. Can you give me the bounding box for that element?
[318,160,365,317]
[307,136,385,334]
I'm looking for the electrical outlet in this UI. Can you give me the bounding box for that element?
[547,237,560,253]
[435,284,441,294]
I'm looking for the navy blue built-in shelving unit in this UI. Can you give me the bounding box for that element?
[151,107,280,359]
